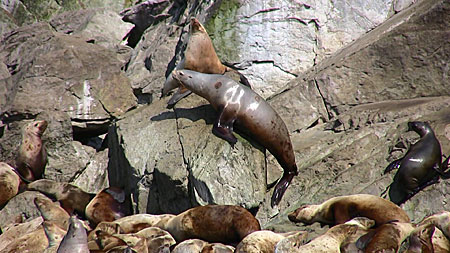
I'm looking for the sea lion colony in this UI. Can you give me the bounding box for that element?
[0,18,450,253]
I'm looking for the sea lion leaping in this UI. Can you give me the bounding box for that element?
[172,70,297,207]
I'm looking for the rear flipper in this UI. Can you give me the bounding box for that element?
[167,87,192,108]
[437,155,450,179]
[271,170,297,207]
[383,159,402,174]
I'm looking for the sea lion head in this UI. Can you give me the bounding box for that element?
[190,17,207,34]
[407,121,432,137]
[288,205,318,224]
[26,120,48,137]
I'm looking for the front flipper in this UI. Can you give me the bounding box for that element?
[383,159,402,174]
[271,170,297,207]
[212,107,237,147]
[167,87,192,108]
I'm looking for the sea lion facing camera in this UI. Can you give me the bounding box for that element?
[172,70,297,207]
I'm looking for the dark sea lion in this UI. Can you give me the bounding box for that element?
[384,121,445,205]
[156,205,261,244]
[0,162,20,206]
[172,70,297,206]
[85,186,130,225]
[57,216,89,253]
[34,196,70,230]
[288,194,410,227]
[162,18,250,107]
[27,179,95,215]
[356,221,414,253]
[15,120,48,181]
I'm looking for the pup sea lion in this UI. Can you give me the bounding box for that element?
[57,216,89,253]
[162,18,250,106]
[384,121,445,204]
[85,186,130,225]
[27,179,95,215]
[282,223,360,253]
[235,230,307,253]
[0,162,20,206]
[156,205,260,244]
[34,196,70,230]
[288,194,410,227]
[15,120,48,181]
[172,70,297,206]
[356,221,414,252]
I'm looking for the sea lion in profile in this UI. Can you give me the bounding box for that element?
[356,221,414,252]
[155,205,260,244]
[0,162,20,206]
[172,70,297,206]
[85,186,130,225]
[162,18,250,107]
[57,216,89,253]
[282,223,360,253]
[27,179,95,215]
[34,196,70,230]
[15,120,48,181]
[236,230,307,253]
[384,121,445,205]
[288,194,410,227]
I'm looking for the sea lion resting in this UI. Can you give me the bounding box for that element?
[172,70,297,206]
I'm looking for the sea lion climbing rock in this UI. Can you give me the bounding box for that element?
[384,121,446,205]
[172,70,297,206]
[15,120,48,181]
[288,194,410,227]
[162,18,250,107]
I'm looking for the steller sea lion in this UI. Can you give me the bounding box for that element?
[356,221,414,252]
[0,162,20,206]
[34,196,70,230]
[15,120,48,181]
[171,238,234,253]
[162,17,250,107]
[155,205,260,244]
[0,217,43,252]
[27,179,95,216]
[235,230,307,253]
[288,194,410,227]
[400,223,435,253]
[418,211,450,240]
[384,121,446,205]
[57,216,89,253]
[85,186,130,226]
[42,221,67,253]
[172,70,297,207]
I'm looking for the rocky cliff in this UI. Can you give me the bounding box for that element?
[0,0,449,236]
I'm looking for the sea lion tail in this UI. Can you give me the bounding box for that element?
[271,171,296,207]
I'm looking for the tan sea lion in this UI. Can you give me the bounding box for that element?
[27,179,95,215]
[34,196,70,230]
[339,217,376,253]
[274,231,309,253]
[288,194,410,227]
[155,205,261,244]
[400,223,435,253]
[87,230,128,252]
[171,239,234,253]
[417,211,450,239]
[172,70,298,206]
[384,121,446,205]
[57,216,89,253]
[356,221,414,252]
[0,217,43,252]
[85,186,130,226]
[162,18,250,107]
[42,221,67,253]
[281,223,361,253]
[0,162,20,206]
[15,120,48,181]
[236,230,307,253]
[430,228,450,253]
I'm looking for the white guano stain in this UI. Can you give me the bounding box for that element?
[77,80,94,118]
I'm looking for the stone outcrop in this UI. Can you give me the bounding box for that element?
[0,0,449,243]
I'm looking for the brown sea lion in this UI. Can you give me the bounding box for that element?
[155,205,261,244]
[339,217,376,253]
[85,186,130,226]
[57,216,89,253]
[288,194,410,227]
[34,196,70,230]
[283,223,361,253]
[27,179,95,215]
[15,120,48,181]
[384,121,446,205]
[400,223,435,253]
[0,162,20,206]
[162,18,250,107]
[172,70,297,206]
[236,230,307,253]
[87,230,128,252]
[356,221,414,252]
